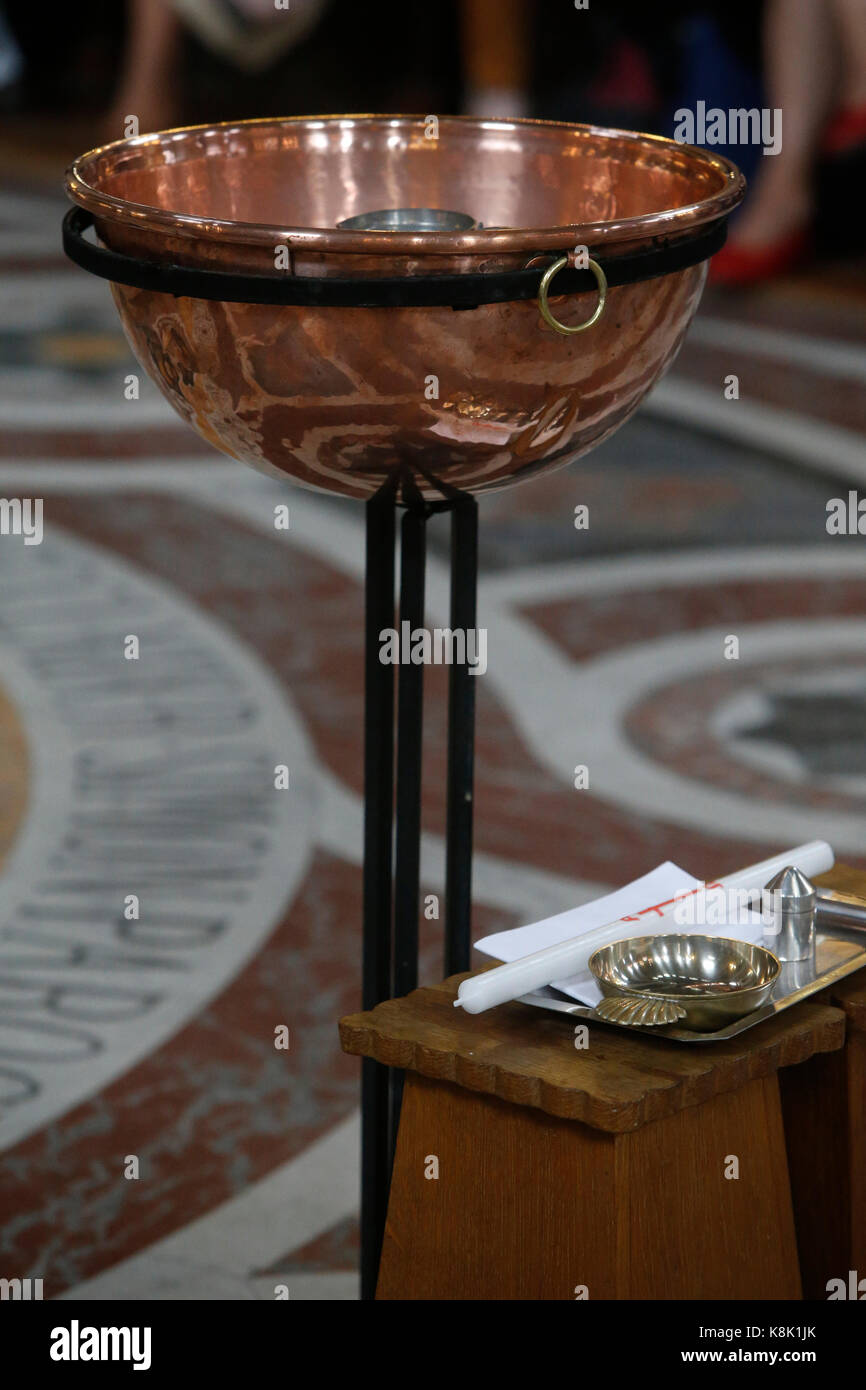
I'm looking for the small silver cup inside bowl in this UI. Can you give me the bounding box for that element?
[589,934,781,1032]
[336,207,478,232]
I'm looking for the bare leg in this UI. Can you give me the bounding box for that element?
[104,0,181,139]
[460,0,531,117]
[730,0,837,248]
[830,0,866,106]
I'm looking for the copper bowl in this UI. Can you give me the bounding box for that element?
[65,115,744,501]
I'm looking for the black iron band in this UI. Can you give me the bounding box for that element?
[63,207,727,309]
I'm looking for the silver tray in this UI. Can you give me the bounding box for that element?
[517,926,866,1042]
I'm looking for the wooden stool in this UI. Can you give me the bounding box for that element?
[340,974,844,1300]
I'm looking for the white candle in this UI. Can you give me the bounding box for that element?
[453,840,834,1014]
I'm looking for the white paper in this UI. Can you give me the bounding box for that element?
[474,862,765,1007]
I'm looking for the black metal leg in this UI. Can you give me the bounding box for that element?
[388,505,428,1169]
[360,490,395,1302]
[444,497,479,976]
[360,485,479,1299]
[393,506,427,998]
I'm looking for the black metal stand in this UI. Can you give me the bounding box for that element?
[360,487,479,1300]
[360,486,396,1304]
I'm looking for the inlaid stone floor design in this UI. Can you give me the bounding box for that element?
[0,184,864,1299]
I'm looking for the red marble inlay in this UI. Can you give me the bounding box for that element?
[626,651,866,817]
[526,575,866,663]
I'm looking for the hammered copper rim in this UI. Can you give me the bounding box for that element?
[65,113,745,258]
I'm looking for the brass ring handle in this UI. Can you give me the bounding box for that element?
[537,254,608,335]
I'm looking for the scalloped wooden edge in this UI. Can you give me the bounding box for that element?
[339,980,845,1133]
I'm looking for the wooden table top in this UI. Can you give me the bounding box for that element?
[340,972,843,1133]
[341,861,866,1133]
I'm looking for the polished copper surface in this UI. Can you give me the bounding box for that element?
[65,115,745,501]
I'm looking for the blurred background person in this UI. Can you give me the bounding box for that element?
[457,0,866,285]
[713,0,866,284]
[460,0,530,118]
[0,0,461,163]
[3,0,864,292]
[104,0,331,136]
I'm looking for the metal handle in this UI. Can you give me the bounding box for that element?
[537,254,607,335]
[815,890,866,933]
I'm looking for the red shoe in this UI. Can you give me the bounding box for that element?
[709,227,811,288]
[822,104,866,156]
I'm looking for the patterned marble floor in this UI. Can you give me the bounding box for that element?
[0,181,864,1299]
